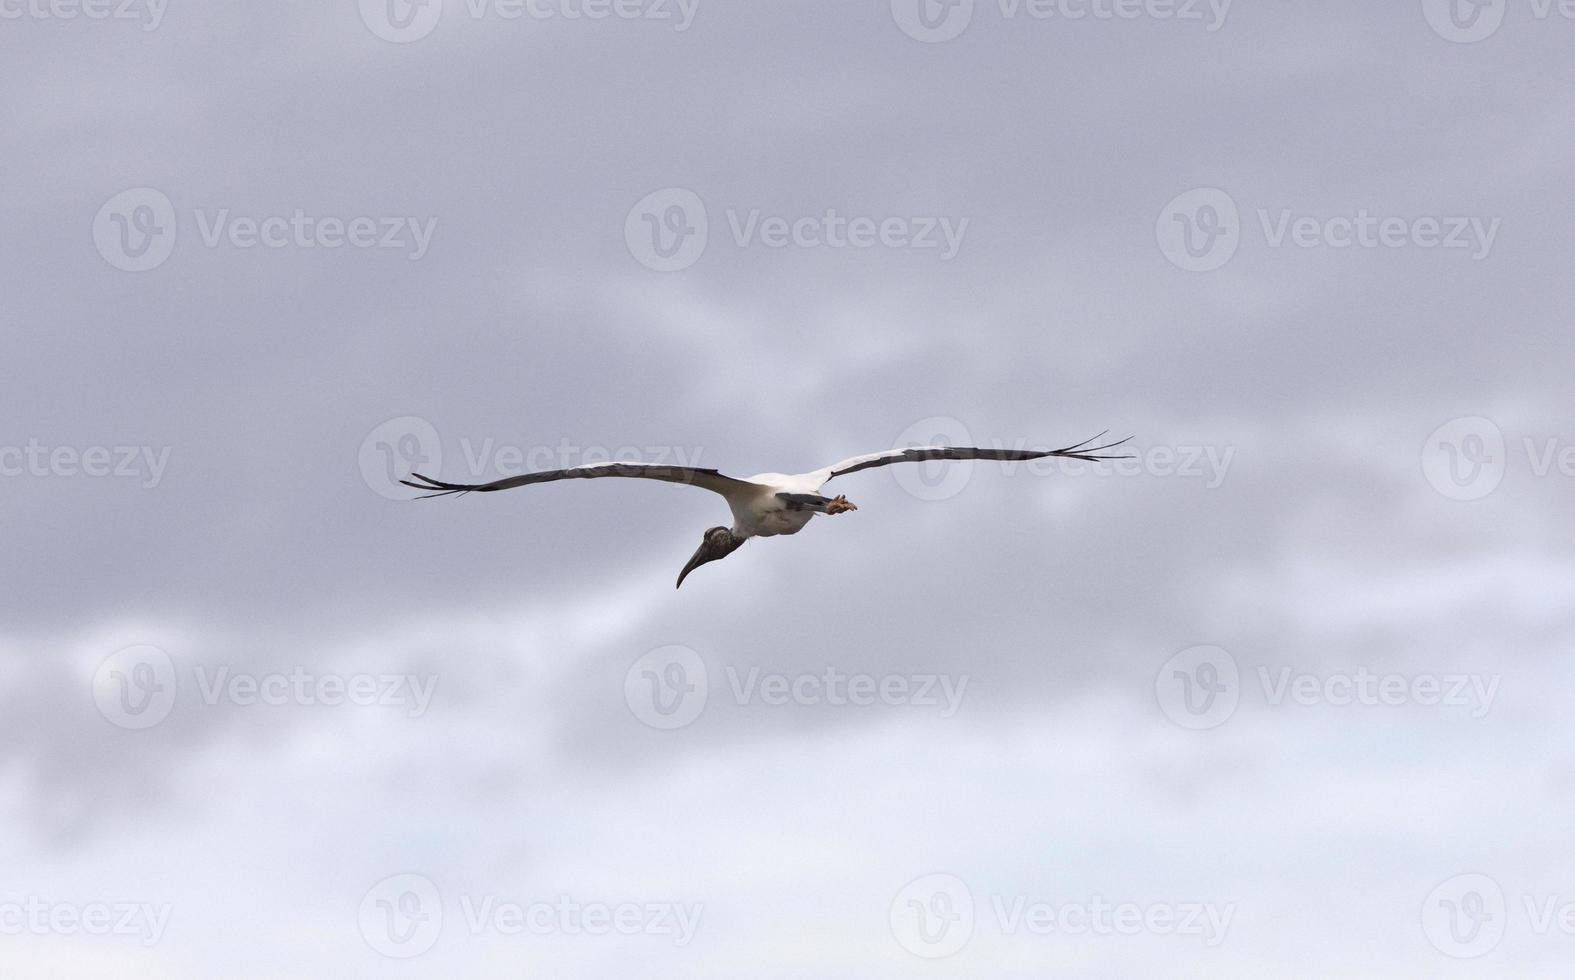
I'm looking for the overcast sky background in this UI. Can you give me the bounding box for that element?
[3,0,1574,975]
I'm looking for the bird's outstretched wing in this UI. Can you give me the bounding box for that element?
[811,432,1133,486]
[402,462,760,500]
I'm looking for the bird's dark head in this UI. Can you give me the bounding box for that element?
[676,527,745,589]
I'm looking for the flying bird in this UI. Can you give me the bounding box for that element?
[402,434,1131,588]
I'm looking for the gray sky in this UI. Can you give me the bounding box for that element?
[3,0,1573,975]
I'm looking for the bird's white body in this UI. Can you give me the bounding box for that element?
[730,472,829,538]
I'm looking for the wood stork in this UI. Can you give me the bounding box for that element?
[402,434,1131,588]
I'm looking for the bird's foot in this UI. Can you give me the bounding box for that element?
[825,495,858,515]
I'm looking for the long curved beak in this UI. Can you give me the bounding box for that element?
[676,544,713,590]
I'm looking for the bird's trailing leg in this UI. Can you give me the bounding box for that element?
[825,494,858,515]
[777,492,858,514]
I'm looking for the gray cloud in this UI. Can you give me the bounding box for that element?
[2,0,1573,974]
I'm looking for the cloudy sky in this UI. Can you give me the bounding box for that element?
[4,0,1573,975]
